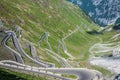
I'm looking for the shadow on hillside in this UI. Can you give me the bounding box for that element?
[113,24,120,30]
[0,68,26,80]
[86,30,103,35]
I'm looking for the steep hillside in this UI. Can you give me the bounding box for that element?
[0,0,100,63]
[0,0,118,67]
[0,0,120,79]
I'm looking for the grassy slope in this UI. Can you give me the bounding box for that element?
[0,0,100,59]
[0,0,118,79]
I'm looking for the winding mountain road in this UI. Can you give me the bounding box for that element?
[1,32,24,64]
[2,31,54,67]
[37,32,71,67]
[29,43,55,67]
[0,30,103,80]
[0,60,103,80]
